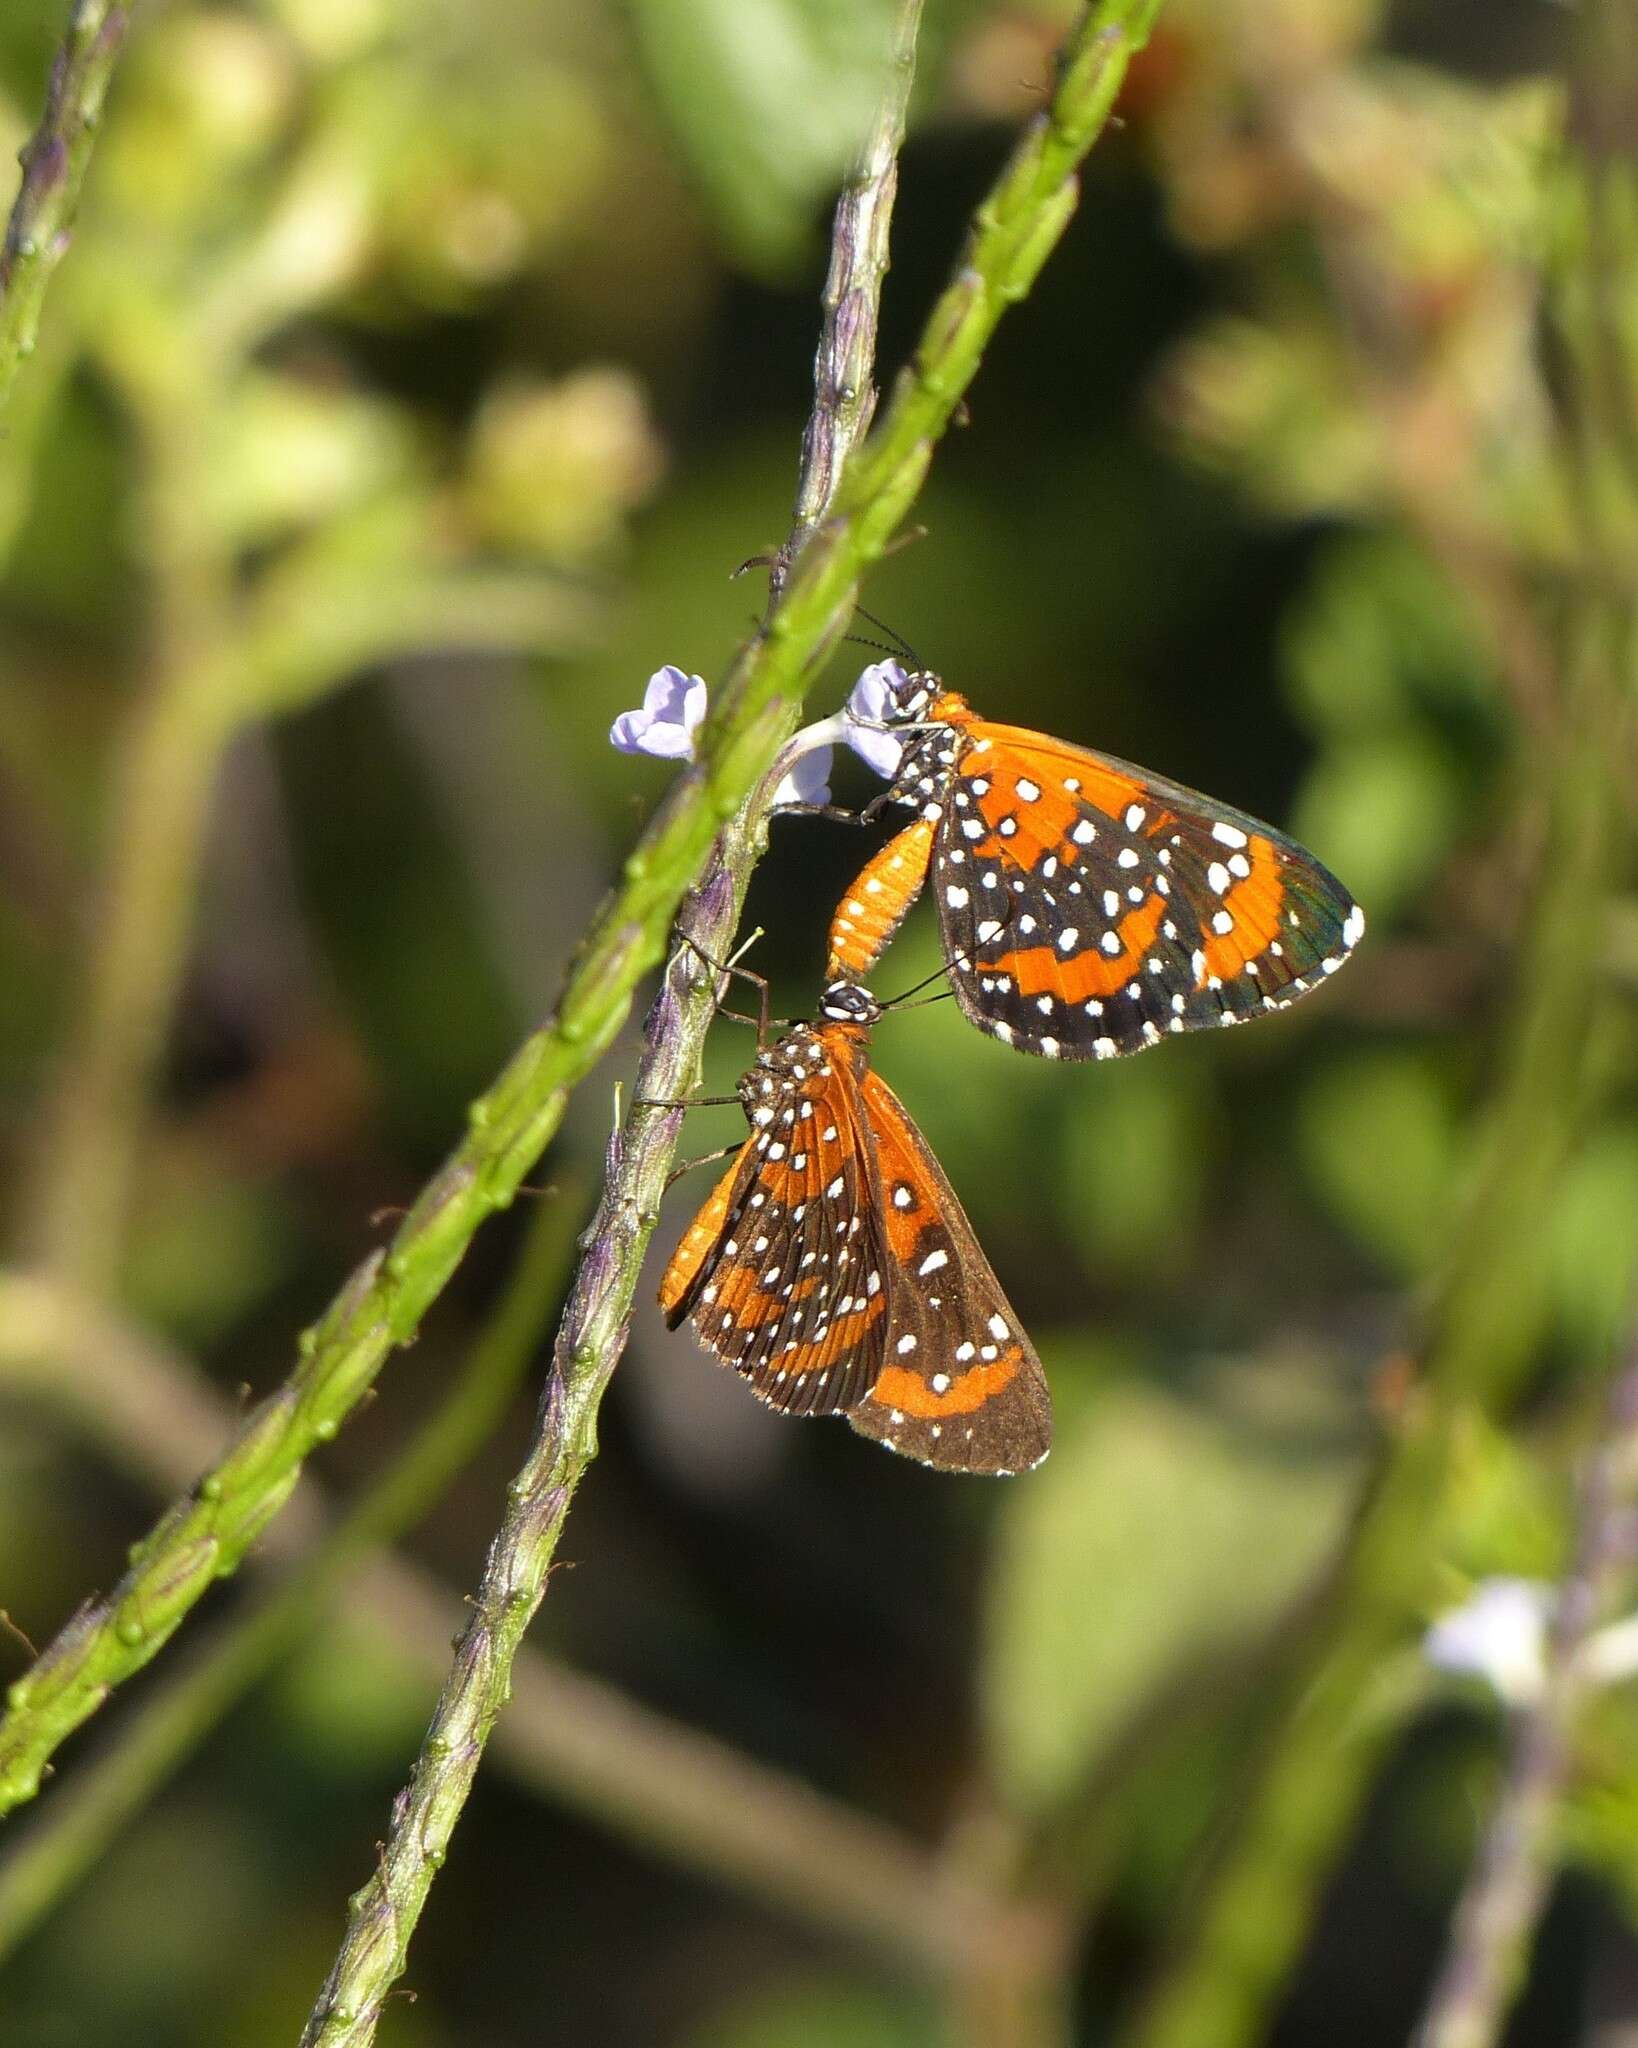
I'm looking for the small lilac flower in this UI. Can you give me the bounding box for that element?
[609,666,707,759]
[844,660,909,779]
[610,658,911,805]
[1424,1579,1552,1706]
[770,741,833,811]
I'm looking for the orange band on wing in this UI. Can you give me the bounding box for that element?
[659,1157,740,1316]
[865,1347,1024,1419]
[827,816,936,978]
[1199,834,1283,982]
[987,894,1166,999]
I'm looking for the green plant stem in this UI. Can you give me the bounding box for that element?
[0,1189,580,1959]
[298,8,1168,2041]
[0,1270,1016,1975]
[0,0,1166,1839]
[0,0,127,416]
[1411,1340,1638,2048]
[1126,600,1630,2048]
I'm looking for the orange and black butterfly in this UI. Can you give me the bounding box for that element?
[828,670,1364,1061]
[659,980,1051,1475]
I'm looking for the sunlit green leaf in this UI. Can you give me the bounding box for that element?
[1058,1054,1210,1281]
[983,1367,1361,1816]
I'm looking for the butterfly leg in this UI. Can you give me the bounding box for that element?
[664,1141,742,1192]
[635,1093,739,1110]
[675,934,783,1041]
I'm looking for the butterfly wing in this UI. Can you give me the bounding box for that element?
[659,1039,889,1417]
[932,722,1363,1060]
[845,1066,1051,1475]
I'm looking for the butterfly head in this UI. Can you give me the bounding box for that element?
[818,980,881,1028]
[880,668,942,722]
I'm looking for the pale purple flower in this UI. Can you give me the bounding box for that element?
[609,666,707,759]
[610,658,912,807]
[1424,1579,1552,1705]
[1425,1577,1638,1707]
[844,660,909,778]
[770,742,834,811]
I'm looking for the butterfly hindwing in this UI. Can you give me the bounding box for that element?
[660,1029,888,1417]
[845,1066,1051,1475]
[932,724,1363,1060]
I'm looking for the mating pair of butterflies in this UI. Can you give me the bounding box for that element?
[659,669,1364,1476]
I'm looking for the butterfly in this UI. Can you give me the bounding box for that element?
[659,980,1051,1475]
[827,671,1364,1061]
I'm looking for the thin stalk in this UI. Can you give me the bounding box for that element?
[0,0,1168,1831]
[775,0,920,591]
[25,673,229,1289]
[298,7,1168,2040]
[1411,1341,1638,2048]
[1125,575,1630,2048]
[0,1270,1012,1975]
[0,1189,582,1960]
[0,0,128,416]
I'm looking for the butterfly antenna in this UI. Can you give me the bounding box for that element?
[850,602,922,668]
[889,988,959,1013]
[879,960,956,1007]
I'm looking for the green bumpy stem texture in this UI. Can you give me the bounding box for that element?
[296,6,1165,2043]
[0,0,1164,1825]
[0,1,128,416]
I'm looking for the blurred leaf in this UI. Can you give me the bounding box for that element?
[273,1620,428,1774]
[1058,1053,1211,1282]
[983,1366,1360,1816]
[122,1166,297,1346]
[1546,1126,1638,1358]
[686,1977,938,2048]
[629,0,896,275]
[204,370,423,551]
[1293,731,1464,920]
[1159,313,1381,517]
[1566,1690,1638,1933]
[1281,534,1500,744]
[1437,1406,1566,1593]
[1299,1048,1458,1276]
[463,368,667,563]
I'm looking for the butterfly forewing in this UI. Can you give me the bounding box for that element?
[660,1027,889,1417]
[933,724,1363,1060]
[845,1067,1051,1474]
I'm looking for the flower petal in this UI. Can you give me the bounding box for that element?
[771,743,833,811]
[843,659,908,778]
[611,667,709,758]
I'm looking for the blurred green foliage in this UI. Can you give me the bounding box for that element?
[0,0,1634,2044]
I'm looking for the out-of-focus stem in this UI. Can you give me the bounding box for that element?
[1411,1344,1638,2048]
[0,0,128,416]
[1126,30,1638,2045]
